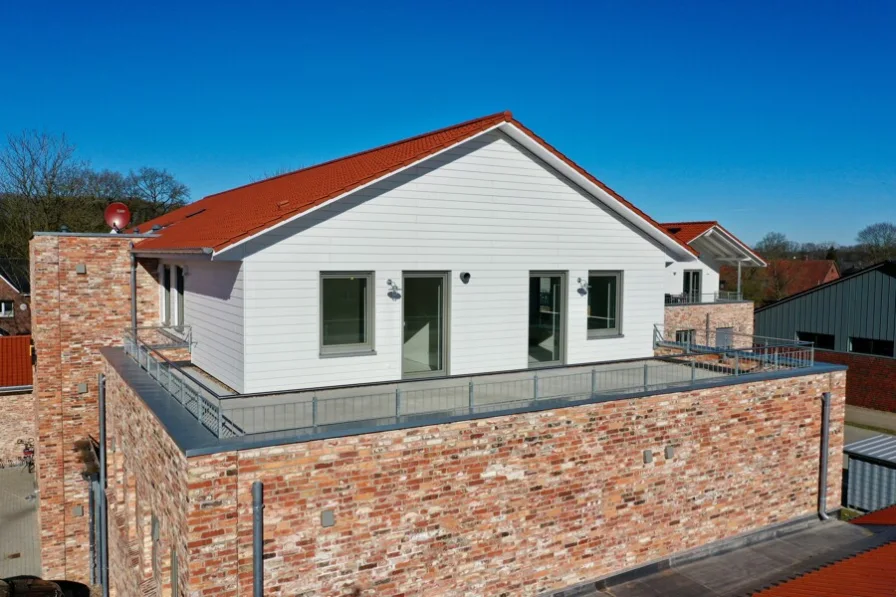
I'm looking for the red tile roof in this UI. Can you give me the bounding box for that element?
[660,221,718,245]
[721,259,840,301]
[752,540,896,596]
[851,504,896,526]
[134,112,694,256]
[0,335,32,387]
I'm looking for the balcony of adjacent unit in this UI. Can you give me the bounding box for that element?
[112,323,822,448]
[664,290,746,305]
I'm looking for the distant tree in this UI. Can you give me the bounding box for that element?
[856,222,896,265]
[825,245,839,264]
[0,130,189,261]
[755,232,797,260]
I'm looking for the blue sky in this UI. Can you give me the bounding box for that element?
[2,1,894,245]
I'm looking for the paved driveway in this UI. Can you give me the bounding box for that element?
[0,467,41,578]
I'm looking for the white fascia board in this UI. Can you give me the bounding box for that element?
[497,123,696,261]
[214,123,507,259]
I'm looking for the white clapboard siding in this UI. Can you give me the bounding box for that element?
[184,260,245,392]
[236,130,671,393]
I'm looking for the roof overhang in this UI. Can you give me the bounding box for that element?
[211,121,696,261]
[691,226,766,267]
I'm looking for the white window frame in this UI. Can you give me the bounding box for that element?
[159,264,171,325]
[586,271,623,338]
[173,265,185,329]
[0,300,14,318]
[319,272,375,357]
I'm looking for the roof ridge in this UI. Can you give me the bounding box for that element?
[199,111,511,202]
[659,220,718,226]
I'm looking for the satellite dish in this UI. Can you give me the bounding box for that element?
[104,202,131,233]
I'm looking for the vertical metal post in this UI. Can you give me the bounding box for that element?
[818,392,831,520]
[690,359,696,383]
[533,374,539,400]
[591,368,597,395]
[97,373,109,597]
[705,313,711,346]
[643,363,649,391]
[216,398,223,438]
[129,244,138,339]
[312,395,318,428]
[395,388,401,419]
[737,260,743,299]
[734,353,740,375]
[252,481,265,597]
[468,380,474,413]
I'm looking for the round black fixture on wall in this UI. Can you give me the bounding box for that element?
[460,272,471,284]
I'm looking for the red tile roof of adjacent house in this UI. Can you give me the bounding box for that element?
[850,504,896,526]
[721,259,840,301]
[659,221,718,245]
[0,335,32,387]
[133,112,695,256]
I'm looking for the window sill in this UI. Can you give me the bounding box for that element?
[587,333,624,341]
[320,349,377,359]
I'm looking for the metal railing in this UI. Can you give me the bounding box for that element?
[121,325,817,442]
[665,291,744,305]
[653,324,815,370]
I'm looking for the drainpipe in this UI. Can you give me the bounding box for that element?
[129,243,137,338]
[252,481,264,597]
[818,391,831,521]
[98,373,110,596]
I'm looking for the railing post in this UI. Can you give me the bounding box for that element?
[643,363,649,391]
[468,380,474,413]
[312,395,318,428]
[395,388,401,419]
[216,399,223,438]
[591,368,597,395]
[735,353,740,375]
[533,374,539,400]
[690,359,696,383]
[810,345,815,366]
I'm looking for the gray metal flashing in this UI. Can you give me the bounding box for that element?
[845,434,896,465]
[100,347,847,458]
[0,385,33,395]
[664,300,753,308]
[33,231,158,238]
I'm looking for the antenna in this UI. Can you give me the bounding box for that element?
[104,202,131,233]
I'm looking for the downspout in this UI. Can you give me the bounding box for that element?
[129,243,137,337]
[252,481,265,597]
[818,391,832,520]
[98,373,110,596]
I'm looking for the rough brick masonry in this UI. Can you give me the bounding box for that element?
[103,360,844,596]
[815,350,896,413]
[0,391,35,463]
[30,234,159,581]
[663,301,754,340]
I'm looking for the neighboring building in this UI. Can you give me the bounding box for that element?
[0,334,34,462]
[721,258,840,306]
[755,260,896,414]
[659,221,765,348]
[28,112,847,595]
[0,258,31,335]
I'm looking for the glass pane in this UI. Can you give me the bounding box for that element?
[322,277,368,346]
[588,275,617,331]
[528,275,563,365]
[162,266,171,324]
[175,267,185,325]
[403,276,445,375]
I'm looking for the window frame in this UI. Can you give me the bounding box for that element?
[174,266,185,328]
[586,270,623,339]
[160,265,171,325]
[319,271,375,357]
[0,300,14,318]
[676,329,697,344]
[797,331,835,351]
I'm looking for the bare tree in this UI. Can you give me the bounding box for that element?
[754,232,797,260]
[856,222,896,265]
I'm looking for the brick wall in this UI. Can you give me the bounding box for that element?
[815,350,896,413]
[30,234,159,581]
[663,301,754,341]
[102,361,844,596]
[0,391,35,463]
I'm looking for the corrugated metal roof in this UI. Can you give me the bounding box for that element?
[845,434,896,465]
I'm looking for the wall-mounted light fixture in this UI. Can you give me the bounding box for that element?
[577,277,590,292]
[460,272,471,284]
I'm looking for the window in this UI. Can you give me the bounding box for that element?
[174,266,185,327]
[676,329,696,344]
[0,300,14,318]
[797,331,835,351]
[320,272,374,355]
[849,337,894,357]
[161,265,171,324]
[587,271,622,337]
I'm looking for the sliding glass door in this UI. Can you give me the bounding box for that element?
[402,273,448,378]
[528,272,565,366]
